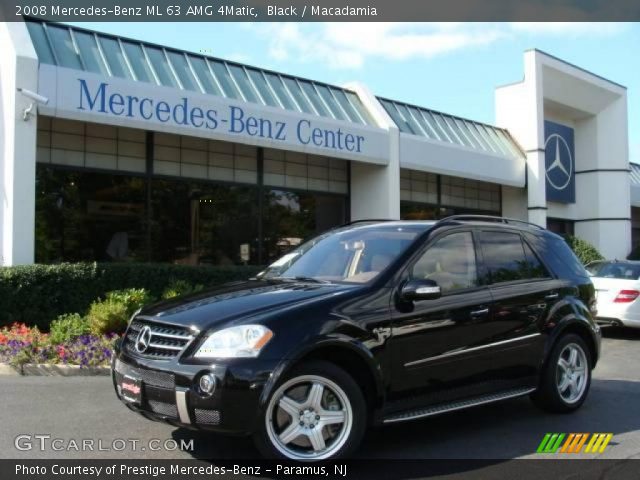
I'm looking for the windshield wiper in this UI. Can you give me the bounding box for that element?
[270,276,331,284]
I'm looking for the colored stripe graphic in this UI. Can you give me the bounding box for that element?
[537,433,565,453]
[560,433,588,453]
[584,433,613,453]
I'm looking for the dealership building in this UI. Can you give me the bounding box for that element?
[0,20,632,267]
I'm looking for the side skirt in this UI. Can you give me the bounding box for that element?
[382,387,536,424]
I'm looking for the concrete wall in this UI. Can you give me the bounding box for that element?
[0,23,39,266]
[497,50,630,259]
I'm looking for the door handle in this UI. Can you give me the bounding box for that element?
[545,293,559,300]
[470,308,489,317]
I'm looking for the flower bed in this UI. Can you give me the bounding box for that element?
[0,323,117,368]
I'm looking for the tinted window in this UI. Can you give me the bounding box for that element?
[479,231,530,284]
[523,240,551,279]
[412,232,478,293]
[590,262,640,280]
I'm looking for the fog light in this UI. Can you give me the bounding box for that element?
[199,374,216,395]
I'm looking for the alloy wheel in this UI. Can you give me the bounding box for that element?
[265,374,353,460]
[556,342,588,404]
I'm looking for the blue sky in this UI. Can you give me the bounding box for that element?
[70,22,639,164]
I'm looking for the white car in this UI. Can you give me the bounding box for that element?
[588,260,640,328]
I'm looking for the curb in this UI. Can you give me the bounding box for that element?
[0,363,110,376]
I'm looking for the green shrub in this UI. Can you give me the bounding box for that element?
[161,279,204,300]
[105,288,153,315]
[565,235,605,265]
[0,263,262,330]
[49,313,91,345]
[87,298,132,336]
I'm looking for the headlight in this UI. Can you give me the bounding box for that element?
[194,325,273,358]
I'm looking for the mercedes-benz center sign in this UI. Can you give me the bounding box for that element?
[544,120,576,204]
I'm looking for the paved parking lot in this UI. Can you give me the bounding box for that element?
[1,328,639,461]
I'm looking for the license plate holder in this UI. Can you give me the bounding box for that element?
[120,375,143,405]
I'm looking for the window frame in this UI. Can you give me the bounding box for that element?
[477,228,555,286]
[404,228,484,296]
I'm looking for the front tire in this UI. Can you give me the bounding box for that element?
[531,334,592,413]
[254,361,367,461]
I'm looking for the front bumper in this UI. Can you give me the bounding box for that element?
[111,351,280,436]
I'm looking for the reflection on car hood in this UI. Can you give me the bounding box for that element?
[138,280,355,331]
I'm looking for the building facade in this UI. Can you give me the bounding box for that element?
[0,20,631,267]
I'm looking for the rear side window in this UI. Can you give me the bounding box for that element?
[590,262,640,280]
[542,236,590,279]
[479,231,548,284]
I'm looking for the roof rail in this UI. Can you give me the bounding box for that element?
[435,215,545,230]
[340,219,394,227]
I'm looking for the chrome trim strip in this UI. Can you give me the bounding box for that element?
[148,343,183,351]
[151,331,194,340]
[383,388,536,424]
[404,333,542,368]
[175,388,191,424]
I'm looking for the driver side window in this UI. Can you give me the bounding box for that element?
[411,232,478,293]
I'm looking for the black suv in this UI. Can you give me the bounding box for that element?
[112,216,601,461]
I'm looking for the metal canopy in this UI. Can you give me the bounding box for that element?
[378,97,525,159]
[25,19,376,126]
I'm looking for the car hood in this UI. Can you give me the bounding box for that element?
[137,280,357,331]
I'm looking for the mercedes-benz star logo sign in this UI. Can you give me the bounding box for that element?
[545,133,573,191]
[135,326,152,353]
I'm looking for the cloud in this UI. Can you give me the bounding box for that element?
[255,22,628,70]
[509,22,630,35]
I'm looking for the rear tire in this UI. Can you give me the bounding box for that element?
[253,361,367,461]
[531,334,592,413]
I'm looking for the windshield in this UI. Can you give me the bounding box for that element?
[588,262,640,280]
[260,223,429,284]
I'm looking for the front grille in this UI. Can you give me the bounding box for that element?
[195,408,221,425]
[124,318,195,359]
[114,359,175,389]
[148,400,178,418]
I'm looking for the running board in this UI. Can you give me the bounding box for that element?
[383,387,536,424]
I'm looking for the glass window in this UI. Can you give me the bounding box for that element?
[523,241,550,279]
[422,110,448,141]
[46,25,82,70]
[227,64,259,103]
[331,88,363,124]
[445,116,473,148]
[247,69,279,107]
[35,168,147,263]
[189,56,222,96]
[396,104,425,136]
[409,107,438,140]
[99,37,132,79]
[121,42,154,83]
[167,51,198,91]
[73,31,108,75]
[264,73,297,111]
[345,91,376,126]
[261,221,422,283]
[433,113,462,145]
[209,60,241,99]
[455,118,481,149]
[150,180,259,265]
[282,77,315,114]
[26,22,56,65]
[479,231,530,284]
[411,232,478,292]
[145,47,177,87]
[380,100,413,134]
[300,82,330,117]
[315,85,348,121]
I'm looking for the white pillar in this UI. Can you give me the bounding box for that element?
[0,23,39,265]
[345,82,400,220]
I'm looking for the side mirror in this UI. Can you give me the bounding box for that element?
[401,279,441,301]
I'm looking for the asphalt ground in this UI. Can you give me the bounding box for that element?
[1,328,639,462]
